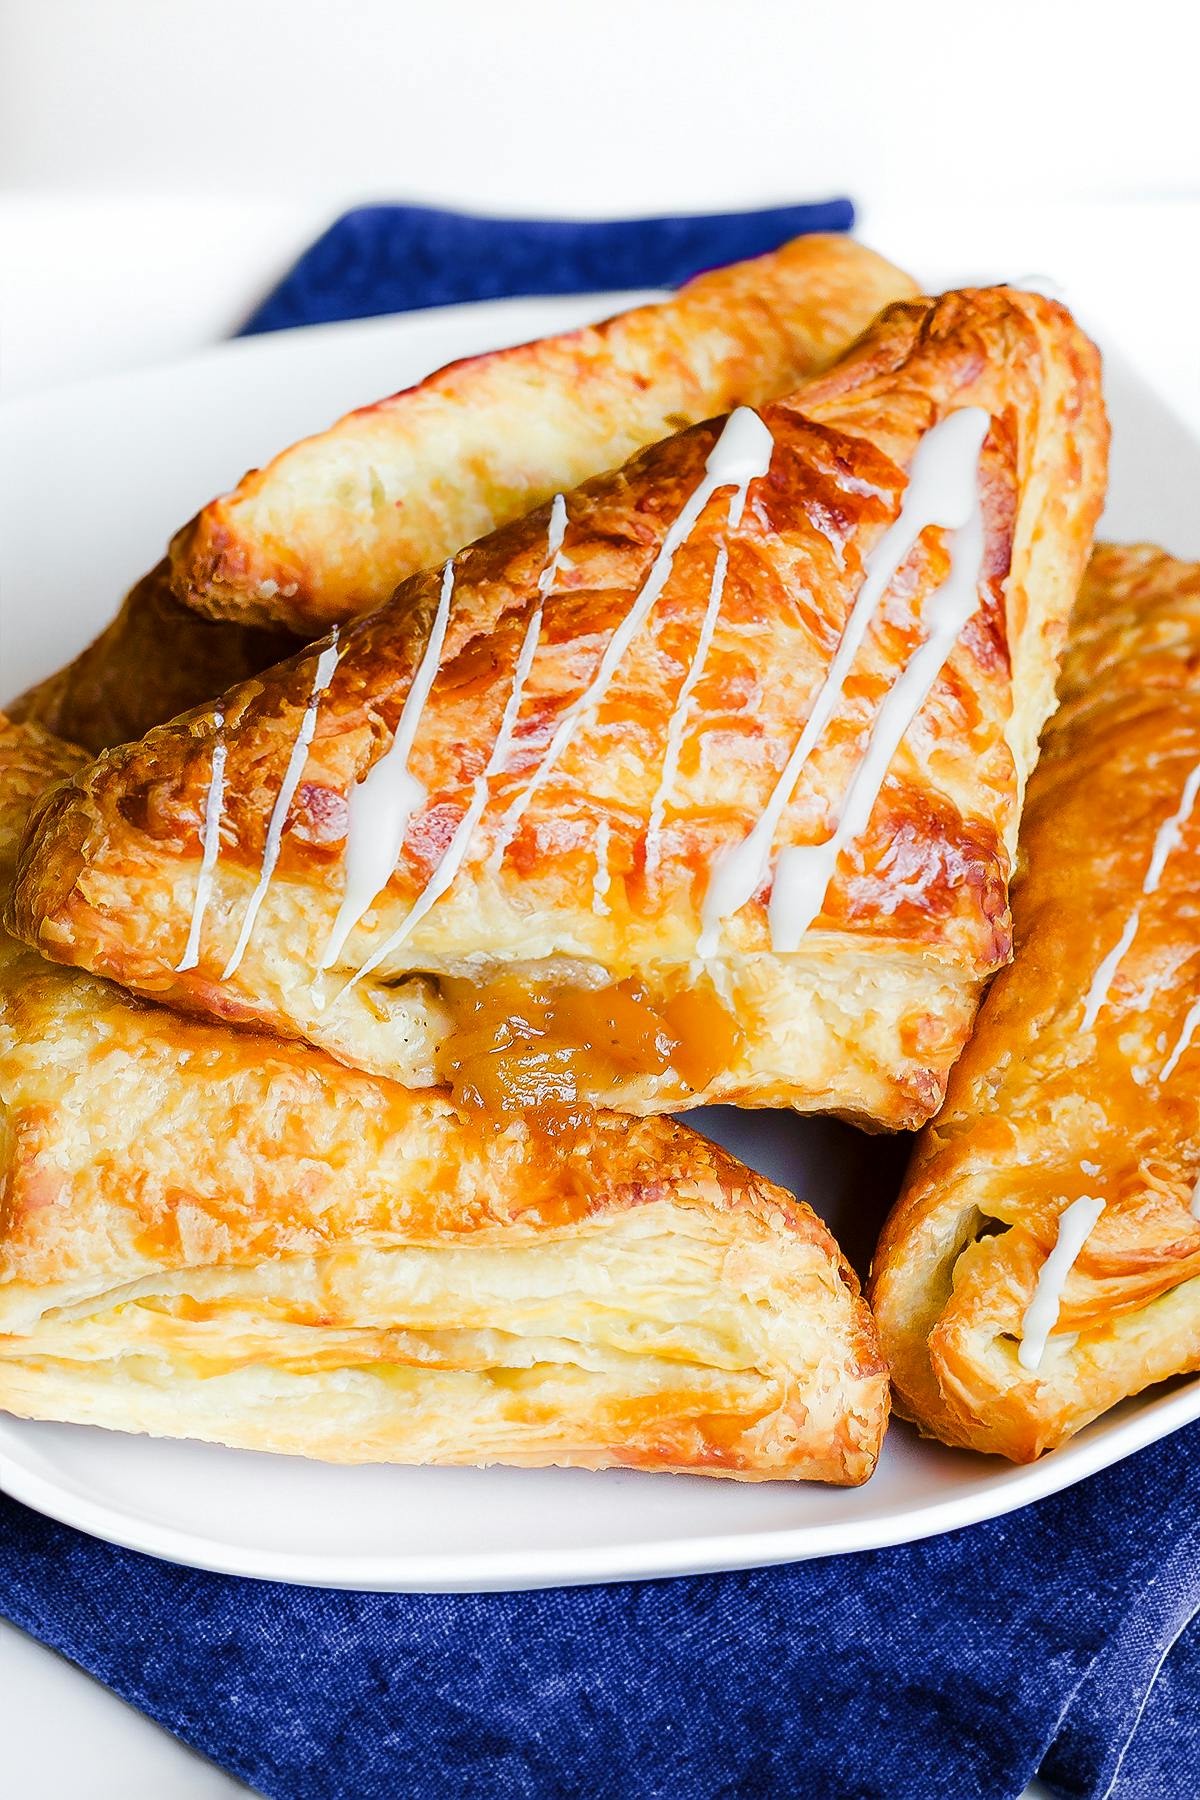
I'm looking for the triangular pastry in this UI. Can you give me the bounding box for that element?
[9,287,1108,1127]
[7,561,300,754]
[169,235,918,634]
[0,714,887,1483]
[9,237,914,753]
[870,545,1200,1460]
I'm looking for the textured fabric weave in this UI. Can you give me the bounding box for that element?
[238,198,855,333]
[1,1421,1198,1799]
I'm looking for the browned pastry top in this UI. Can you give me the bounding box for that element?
[168,234,919,633]
[6,562,301,755]
[8,288,1107,1126]
[0,711,887,1482]
[871,544,1200,1460]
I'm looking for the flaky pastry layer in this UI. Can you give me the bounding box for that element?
[870,545,1200,1460]
[10,239,912,755]
[6,562,301,754]
[9,288,1107,1127]
[169,235,918,633]
[0,715,886,1481]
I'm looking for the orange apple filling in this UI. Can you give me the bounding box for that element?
[436,974,744,1127]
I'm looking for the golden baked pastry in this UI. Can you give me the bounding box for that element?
[9,238,914,754]
[169,235,919,634]
[871,544,1200,1461]
[0,713,887,1482]
[9,287,1108,1127]
[6,562,301,753]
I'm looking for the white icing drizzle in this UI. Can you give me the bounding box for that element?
[1017,1195,1105,1373]
[1080,909,1142,1033]
[222,630,341,980]
[697,407,990,959]
[644,541,730,879]
[487,407,774,872]
[175,713,226,972]
[592,818,612,916]
[330,504,570,992]
[319,562,455,972]
[1191,1174,1200,1223]
[1162,996,1200,1082]
[1145,761,1200,893]
[1081,757,1200,1031]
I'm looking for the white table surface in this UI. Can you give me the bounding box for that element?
[3,7,1199,1776]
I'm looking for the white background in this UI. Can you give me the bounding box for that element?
[3,0,1200,1793]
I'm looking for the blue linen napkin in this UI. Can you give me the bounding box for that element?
[4,202,1198,1799]
[1,1421,1198,1800]
[238,198,855,333]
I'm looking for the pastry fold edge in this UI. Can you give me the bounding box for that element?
[870,545,1200,1460]
[168,235,919,633]
[7,287,1108,1128]
[7,239,914,754]
[0,715,887,1483]
[6,562,301,754]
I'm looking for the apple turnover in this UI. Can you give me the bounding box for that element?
[7,562,300,755]
[871,544,1200,1460]
[8,236,914,753]
[170,234,918,634]
[8,287,1108,1127]
[0,713,886,1481]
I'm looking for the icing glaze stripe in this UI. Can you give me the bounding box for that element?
[487,407,774,873]
[319,562,455,972]
[644,541,730,879]
[1162,995,1200,1082]
[1080,909,1141,1033]
[334,502,570,992]
[1017,1194,1105,1372]
[1081,756,1200,1030]
[697,406,991,958]
[175,712,227,972]
[592,818,612,916]
[222,630,341,980]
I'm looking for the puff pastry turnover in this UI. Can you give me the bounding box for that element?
[9,237,913,754]
[169,235,918,633]
[9,287,1108,1128]
[871,544,1200,1461]
[6,562,301,754]
[0,714,887,1482]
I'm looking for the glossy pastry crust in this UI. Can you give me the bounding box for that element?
[0,715,887,1482]
[870,544,1200,1461]
[169,235,919,633]
[6,562,301,753]
[9,287,1108,1127]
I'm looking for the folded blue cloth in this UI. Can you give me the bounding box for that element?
[4,202,1198,1799]
[238,198,855,333]
[2,1421,1198,1800]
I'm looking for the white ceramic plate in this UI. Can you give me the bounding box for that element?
[3,282,1200,1593]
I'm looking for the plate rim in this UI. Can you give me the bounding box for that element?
[2,1376,1197,1591]
[3,283,1199,1592]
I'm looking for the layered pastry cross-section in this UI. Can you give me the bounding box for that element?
[9,287,1108,1127]
[0,715,887,1482]
[871,545,1200,1461]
